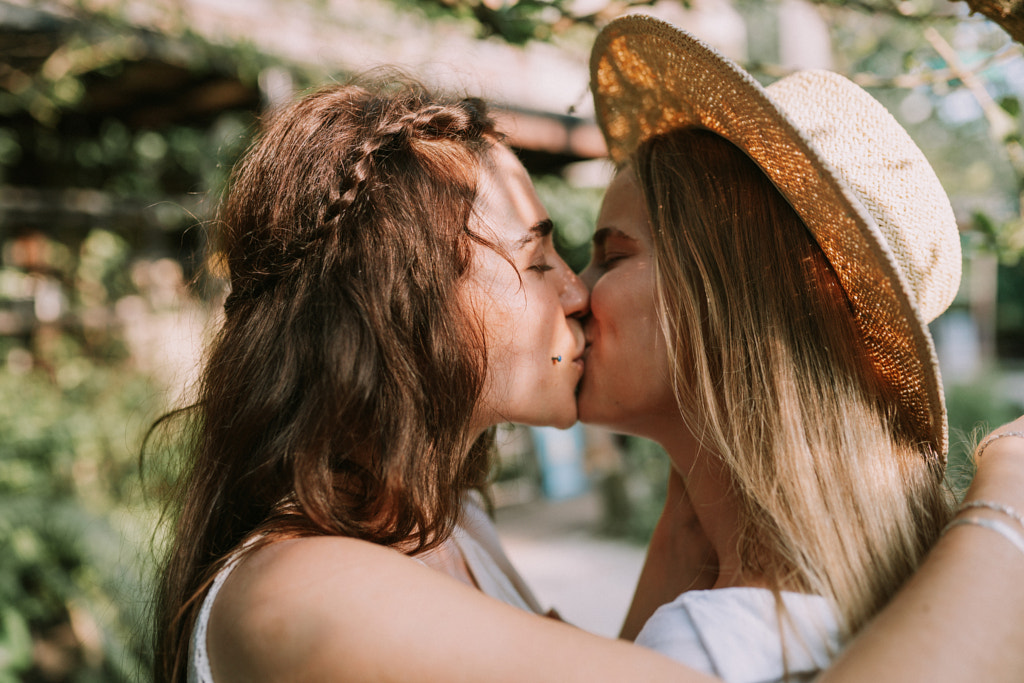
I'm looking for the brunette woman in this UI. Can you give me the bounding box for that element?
[153,78,592,682]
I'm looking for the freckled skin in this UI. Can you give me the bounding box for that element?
[465,145,589,432]
[578,168,678,440]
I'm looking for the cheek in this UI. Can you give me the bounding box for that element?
[589,280,619,330]
[462,259,525,347]
[593,278,666,385]
[475,287,551,392]
[591,276,639,342]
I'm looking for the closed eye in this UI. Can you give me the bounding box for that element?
[591,227,636,271]
[597,253,626,268]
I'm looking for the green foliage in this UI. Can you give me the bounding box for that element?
[0,226,172,680]
[469,0,564,43]
[0,350,166,682]
[532,173,605,272]
[0,14,258,220]
[76,229,134,309]
[1,109,254,208]
[0,605,33,682]
[945,374,1024,494]
[996,262,1024,345]
[970,210,1024,266]
[599,436,670,542]
[404,0,589,43]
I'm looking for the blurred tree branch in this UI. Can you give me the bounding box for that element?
[421,0,662,42]
[965,0,1024,44]
[925,25,1024,174]
[420,0,1024,58]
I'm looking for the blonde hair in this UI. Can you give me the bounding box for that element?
[633,128,953,636]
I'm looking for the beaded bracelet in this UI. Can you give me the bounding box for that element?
[943,516,1024,557]
[975,431,1024,460]
[959,500,1024,531]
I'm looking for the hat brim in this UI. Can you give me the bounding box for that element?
[590,14,950,458]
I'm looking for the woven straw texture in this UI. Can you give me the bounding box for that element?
[590,14,961,458]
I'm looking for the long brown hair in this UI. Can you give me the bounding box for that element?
[634,128,952,636]
[151,79,500,682]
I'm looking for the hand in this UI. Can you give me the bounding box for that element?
[966,415,1024,505]
[974,415,1024,461]
[957,415,1024,539]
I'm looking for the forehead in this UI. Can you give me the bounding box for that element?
[473,145,548,245]
[597,167,651,241]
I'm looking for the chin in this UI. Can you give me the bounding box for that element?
[540,406,578,430]
[520,402,575,430]
[550,416,577,430]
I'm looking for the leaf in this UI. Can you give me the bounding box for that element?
[999,95,1021,118]
[0,607,33,674]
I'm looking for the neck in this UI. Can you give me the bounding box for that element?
[654,424,755,590]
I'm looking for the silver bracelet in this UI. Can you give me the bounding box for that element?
[975,431,1024,459]
[943,516,1024,557]
[959,500,1024,532]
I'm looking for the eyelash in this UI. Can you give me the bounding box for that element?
[528,262,554,274]
[597,253,625,268]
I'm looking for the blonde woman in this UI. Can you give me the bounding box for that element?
[581,14,1024,680]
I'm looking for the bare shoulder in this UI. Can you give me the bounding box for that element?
[207,536,429,683]
[204,536,705,683]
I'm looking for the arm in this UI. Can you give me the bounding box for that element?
[208,419,1024,683]
[818,416,1024,682]
[207,535,723,683]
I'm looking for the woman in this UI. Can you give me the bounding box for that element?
[153,78,591,682]
[583,14,1024,680]
[152,69,1024,683]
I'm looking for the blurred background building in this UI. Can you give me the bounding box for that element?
[2,0,1023,679]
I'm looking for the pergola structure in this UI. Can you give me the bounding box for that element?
[0,0,614,336]
[0,0,608,230]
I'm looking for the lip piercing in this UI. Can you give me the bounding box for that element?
[551,356,562,364]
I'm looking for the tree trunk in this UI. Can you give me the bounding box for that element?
[964,0,1024,45]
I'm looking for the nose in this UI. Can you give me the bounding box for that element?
[558,258,590,318]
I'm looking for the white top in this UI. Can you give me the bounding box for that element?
[187,494,542,683]
[447,492,545,614]
[635,587,843,683]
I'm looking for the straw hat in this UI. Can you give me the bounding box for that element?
[590,14,961,460]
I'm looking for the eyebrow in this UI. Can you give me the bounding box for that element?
[591,226,636,249]
[512,218,554,250]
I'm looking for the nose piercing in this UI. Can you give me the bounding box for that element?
[551,356,562,364]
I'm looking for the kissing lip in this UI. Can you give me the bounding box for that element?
[572,339,588,366]
[579,337,592,361]
[571,342,588,377]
